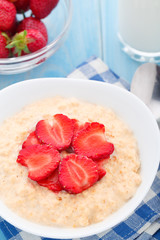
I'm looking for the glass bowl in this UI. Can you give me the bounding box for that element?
[0,0,72,75]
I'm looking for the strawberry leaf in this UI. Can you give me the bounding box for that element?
[5,30,31,56]
[23,45,30,54]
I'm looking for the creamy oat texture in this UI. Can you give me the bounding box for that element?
[0,96,141,227]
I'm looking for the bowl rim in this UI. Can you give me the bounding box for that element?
[0,77,160,239]
[0,0,72,63]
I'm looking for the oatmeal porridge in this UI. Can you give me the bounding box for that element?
[0,96,141,227]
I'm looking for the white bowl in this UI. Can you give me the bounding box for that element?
[0,77,160,239]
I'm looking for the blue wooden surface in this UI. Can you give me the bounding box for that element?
[0,0,142,90]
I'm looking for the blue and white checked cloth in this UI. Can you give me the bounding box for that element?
[0,56,160,240]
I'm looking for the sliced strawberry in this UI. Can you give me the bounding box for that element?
[95,158,108,180]
[97,168,106,180]
[22,131,41,149]
[59,154,99,194]
[72,119,90,142]
[17,145,61,181]
[38,167,62,192]
[73,122,114,160]
[36,114,74,151]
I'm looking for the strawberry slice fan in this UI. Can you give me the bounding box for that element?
[17,113,114,194]
[0,56,159,240]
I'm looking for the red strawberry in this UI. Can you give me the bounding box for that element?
[5,18,18,37]
[9,0,30,13]
[59,154,99,194]
[17,17,48,42]
[73,122,114,160]
[65,119,90,153]
[7,29,47,56]
[22,131,41,148]
[17,145,61,181]
[0,0,16,31]
[95,158,108,180]
[36,114,74,151]
[72,119,90,141]
[30,0,59,19]
[97,168,106,180]
[38,167,63,192]
[0,32,10,58]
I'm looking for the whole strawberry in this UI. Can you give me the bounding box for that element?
[0,0,16,31]
[7,29,47,56]
[0,32,10,58]
[9,0,30,13]
[17,17,48,42]
[30,0,59,19]
[5,18,18,38]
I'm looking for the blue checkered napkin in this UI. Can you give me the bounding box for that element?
[0,56,160,240]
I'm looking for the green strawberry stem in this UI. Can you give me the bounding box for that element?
[6,30,33,56]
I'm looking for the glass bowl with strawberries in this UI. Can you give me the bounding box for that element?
[0,0,72,74]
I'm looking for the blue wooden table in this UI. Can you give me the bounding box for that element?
[0,0,141,89]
